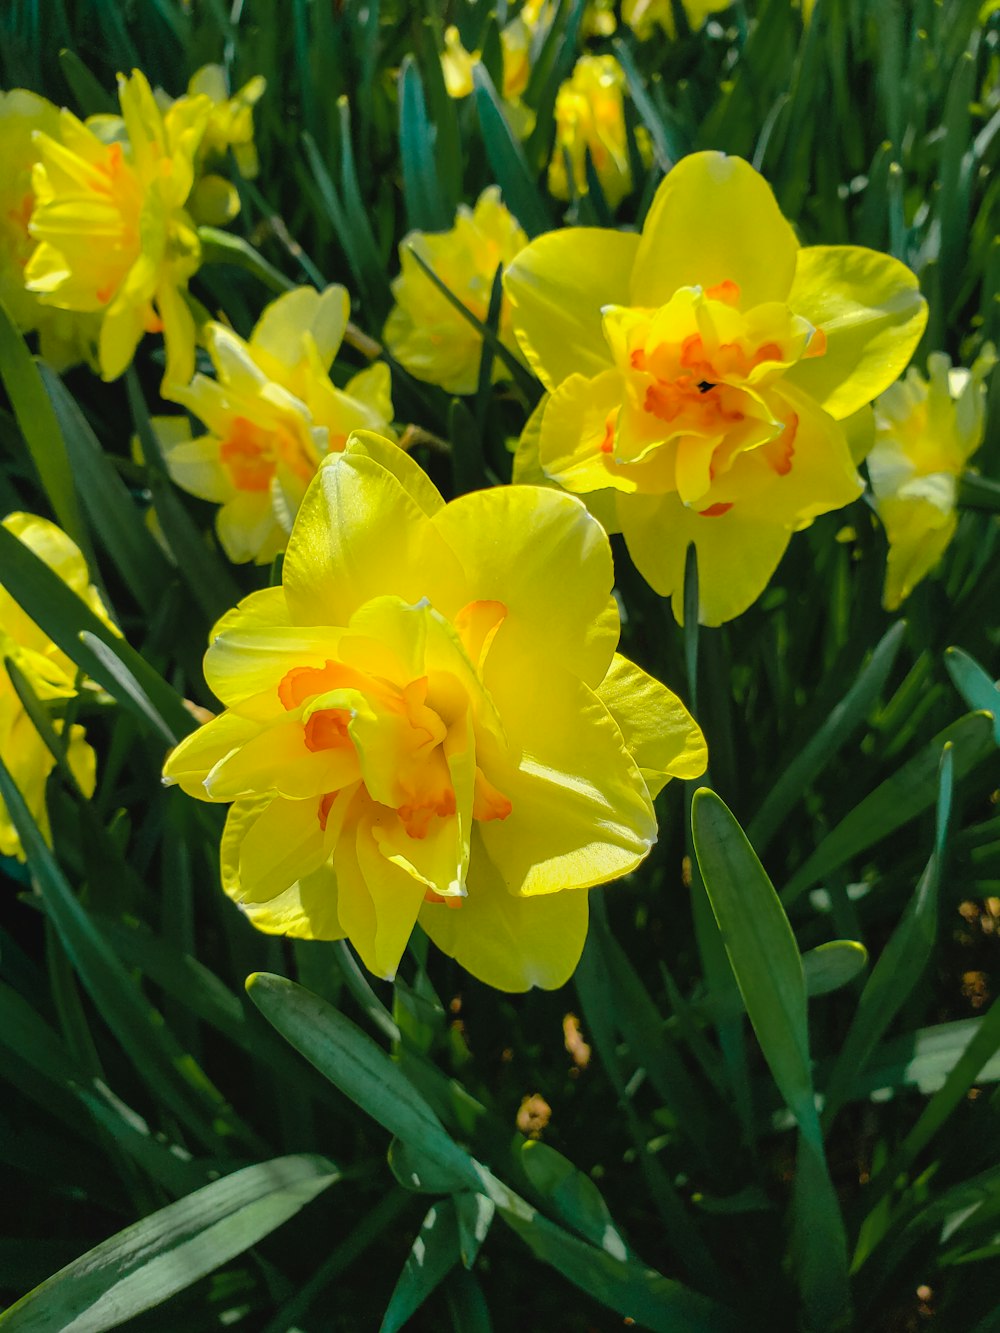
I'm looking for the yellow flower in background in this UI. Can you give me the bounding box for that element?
[24,69,210,387]
[441,0,547,129]
[869,346,996,610]
[506,151,928,624]
[163,432,706,991]
[384,188,528,396]
[0,89,100,370]
[623,0,731,40]
[157,285,395,565]
[547,55,648,211]
[0,514,114,861]
[185,64,266,179]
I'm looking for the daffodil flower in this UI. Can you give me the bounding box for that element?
[548,55,649,211]
[155,284,395,565]
[869,345,996,610]
[623,0,731,39]
[0,515,115,860]
[0,89,100,370]
[384,188,528,396]
[163,432,706,991]
[24,69,210,386]
[506,151,928,624]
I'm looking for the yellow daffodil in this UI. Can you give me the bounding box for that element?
[441,1,547,133]
[156,284,395,565]
[506,151,928,624]
[384,188,528,396]
[623,0,731,40]
[24,69,210,387]
[869,346,996,610]
[185,64,266,179]
[163,432,706,990]
[0,514,114,860]
[548,55,649,211]
[0,89,100,369]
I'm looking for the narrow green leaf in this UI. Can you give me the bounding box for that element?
[821,747,953,1129]
[0,299,88,554]
[454,1193,494,1270]
[246,972,477,1188]
[749,621,907,855]
[0,1156,339,1333]
[692,788,815,1136]
[0,753,256,1154]
[380,1199,462,1333]
[520,1141,627,1259]
[399,56,450,232]
[801,941,868,997]
[472,64,553,238]
[782,712,995,906]
[197,226,295,295]
[945,647,1000,743]
[38,364,170,613]
[0,522,191,742]
[336,96,392,320]
[58,48,116,115]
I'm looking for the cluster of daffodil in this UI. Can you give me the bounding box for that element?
[0,64,264,385]
[1,32,995,997]
[0,515,115,861]
[153,284,395,564]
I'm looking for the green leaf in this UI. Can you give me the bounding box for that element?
[520,1142,627,1259]
[781,712,995,906]
[58,49,117,115]
[749,621,907,855]
[454,1193,494,1270]
[945,647,1000,744]
[399,56,450,232]
[246,972,478,1188]
[821,746,953,1129]
[380,1199,462,1333]
[472,64,553,238]
[0,521,191,742]
[692,788,814,1136]
[388,1138,472,1197]
[0,299,89,556]
[801,941,869,997]
[691,789,851,1330]
[0,753,257,1155]
[196,227,295,295]
[0,1156,340,1333]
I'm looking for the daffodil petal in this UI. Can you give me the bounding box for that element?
[879,496,957,612]
[430,484,617,687]
[204,625,345,708]
[420,836,589,991]
[283,450,465,627]
[480,664,656,896]
[596,654,706,795]
[504,227,639,390]
[631,152,799,310]
[618,490,793,627]
[783,245,928,419]
[343,430,445,518]
[163,710,263,799]
[253,284,350,372]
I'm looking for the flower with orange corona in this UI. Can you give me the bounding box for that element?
[163,432,706,990]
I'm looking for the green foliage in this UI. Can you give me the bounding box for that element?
[1,1,1000,1330]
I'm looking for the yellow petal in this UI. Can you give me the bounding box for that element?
[504,227,639,390]
[204,624,345,708]
[98,292,146,381]
[216,492,288,565]
[420,833,590,991]
[618,490,792,626]
[878,492,957,611]
[479,663,656,896]
[783,245,928,419]
[157,279,197,390]
[283,449,465,628]
[343,430,444,517]
[335,807,426,980]
[430,484,617,687]
[631,152,799,311]
[596,654,706,795]
[252,284,350,373]
[163,710,263,799]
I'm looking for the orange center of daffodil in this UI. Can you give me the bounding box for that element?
[600,282,827,511]
[219,416,317,493]
[270,600,514,879]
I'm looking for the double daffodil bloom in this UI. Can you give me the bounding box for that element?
[0,89,100,370]
[24,69,210,386]
[506,151,928,624]
[384,188,528,396]
[156,284,394,565]
[869,346,996,610]
[1,515,114,860]
[548,55,648,211]
[163,432,706,991]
